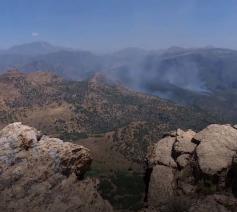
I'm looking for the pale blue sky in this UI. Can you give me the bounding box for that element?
[1,0,237,51]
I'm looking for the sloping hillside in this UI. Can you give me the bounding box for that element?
[0,70,215,134]
[0,70,219,210]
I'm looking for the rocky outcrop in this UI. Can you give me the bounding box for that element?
[174,129,196,154]
[0,122,113,212]
[146,124,237,212]
[148,136,177,168]
[195,124,237,175]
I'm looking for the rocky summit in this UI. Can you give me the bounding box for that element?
[145,124,237,212]
[0,122,112,212]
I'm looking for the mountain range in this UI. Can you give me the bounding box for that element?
[1,42,237,122]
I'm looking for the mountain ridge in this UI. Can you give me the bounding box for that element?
[1,41,66,55]
[1,42,237,122]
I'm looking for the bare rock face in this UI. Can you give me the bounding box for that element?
[146,124,237,212]
[148,136,177,168]
[148,165,175,207]
[0,123,113,212]
[195,124,237,175]
[174,129,196,154]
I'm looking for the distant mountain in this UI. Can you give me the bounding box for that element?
[141,47,237,92]
[1,41,65,56]
[21,50,103,79]
[0,54,30,72]
[1,42,237,121]
[2,42,237,93]
[109,47,148,61]
[0,43,102,77]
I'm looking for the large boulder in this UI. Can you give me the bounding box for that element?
[0,122,113,212]
[174,129,196,154]
[195,124,237,175]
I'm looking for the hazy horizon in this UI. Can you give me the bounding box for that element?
[1,40,237,55]
[1,0,237,52]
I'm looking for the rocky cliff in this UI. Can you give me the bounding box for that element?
[145,124,237,212]
[0,122,113,212]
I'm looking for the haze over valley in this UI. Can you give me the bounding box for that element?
[2,1,237,211]
[1,41,237,122]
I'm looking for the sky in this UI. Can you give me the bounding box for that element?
[1,0,237,52]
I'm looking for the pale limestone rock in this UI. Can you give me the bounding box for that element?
[0,123,113,212]
[148,136,177,168]
[174,129,196,154]
[195,124,237,175]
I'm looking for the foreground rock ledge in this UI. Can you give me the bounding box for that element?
[0,122,113,212]
[146,124,237,212]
